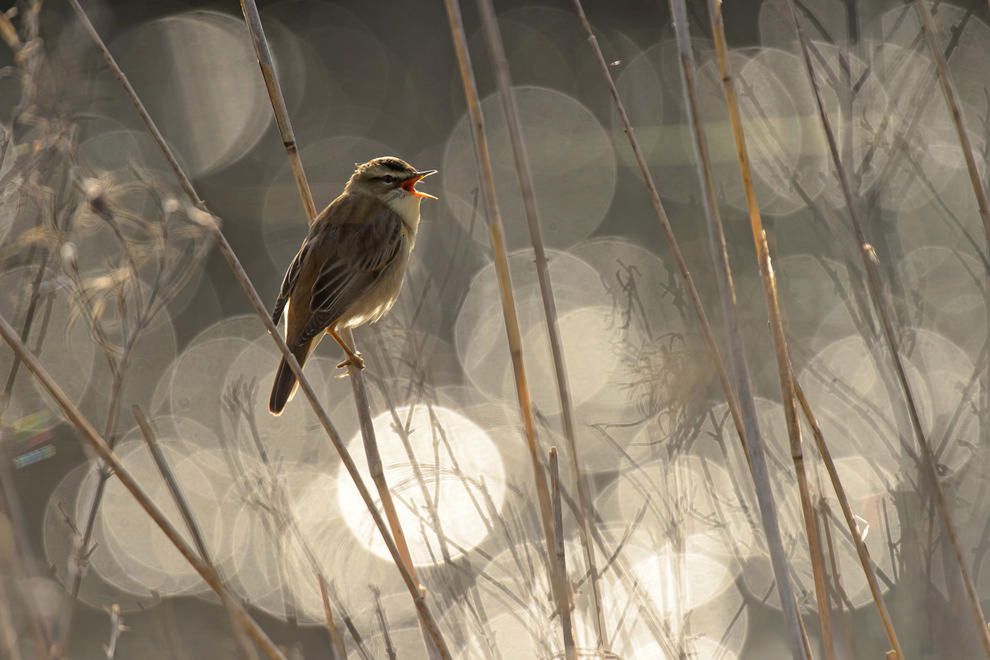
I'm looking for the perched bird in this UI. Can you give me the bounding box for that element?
[268,156,437,415]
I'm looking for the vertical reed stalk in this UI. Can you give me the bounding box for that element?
[441,0,562,619]
[473,0,606,649]
[572,0,807,656]
[785,1,990,655]
[237,0,316,222]
[0,314,285,660]
[237,2,432,650]
[65,1,450,654]
[793,381,903,657]
[703,2,834,655]
[549,448,577,660]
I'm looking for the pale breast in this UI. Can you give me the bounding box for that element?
[339,244,411,328]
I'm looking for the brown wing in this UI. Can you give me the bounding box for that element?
[286,193,405,349]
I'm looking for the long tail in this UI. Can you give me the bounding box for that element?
[268,342,311,416]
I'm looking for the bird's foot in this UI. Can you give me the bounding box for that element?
[336,352,365,372]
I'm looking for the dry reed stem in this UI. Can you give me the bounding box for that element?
[473,0,607,650]
[237,0,316,221]
[64,1,451,654]
[318,576,347,659]
[793,380,903,656]
[704,2,834,655]
[568,0,747,451]
[573,0,806,656]
[0,313,286,660]
[785,1,990,655]
[441,0,562,612]
[549,448,577,660]
[236,1,434,651]
[132,406,258,660]
[913,0,990,247]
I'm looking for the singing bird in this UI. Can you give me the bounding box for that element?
[268,157,437,415]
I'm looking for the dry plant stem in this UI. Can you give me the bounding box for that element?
[568,0,747,450]
[442,0,559,594]
[237,0,316,221]
[473,0,607,649]
[237,0,431,650]
[704,2,833,656]
[572,1,805,657]
[132,406,258,660]
[785,1,990,656]
[0,314,285,660]
[64,2,450,654]
[340,325,421,581]
[318,577,347,659]
[793,380,903,657]
[913,0,990,246]
[549,449,577,660]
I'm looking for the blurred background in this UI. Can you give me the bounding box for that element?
[2,0,990,657]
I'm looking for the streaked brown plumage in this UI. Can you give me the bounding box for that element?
[268,157,436,415]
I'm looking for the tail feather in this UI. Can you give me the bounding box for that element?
[269,344,310,416]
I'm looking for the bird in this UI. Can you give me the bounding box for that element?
[268,156,437,416]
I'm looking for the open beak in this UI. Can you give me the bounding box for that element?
[402,170,438,200]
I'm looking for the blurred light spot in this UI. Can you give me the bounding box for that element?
[337,405,505,565]
[103,11,273,176]
[443,86,616,251]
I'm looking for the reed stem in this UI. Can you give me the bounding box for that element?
[441,0,562,620]
[573,1,807,656]
[703,2,834,655]
[785,1,990,655]
[550,448,577,660]
[473,0,607,649]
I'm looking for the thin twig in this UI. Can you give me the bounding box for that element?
[0,312,285,660]
[785,1,990,655]
[473,0,607,650]
[64,1,450,654]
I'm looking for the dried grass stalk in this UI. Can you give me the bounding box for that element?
[784,0,990,655]
[572,1,808,657]
[441,0,562,615]
[702,2,835,655]
[473,0,607,649]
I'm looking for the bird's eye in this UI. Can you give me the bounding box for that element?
[381,175,396,184]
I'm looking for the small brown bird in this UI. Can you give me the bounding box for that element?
[268,156,437,415]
